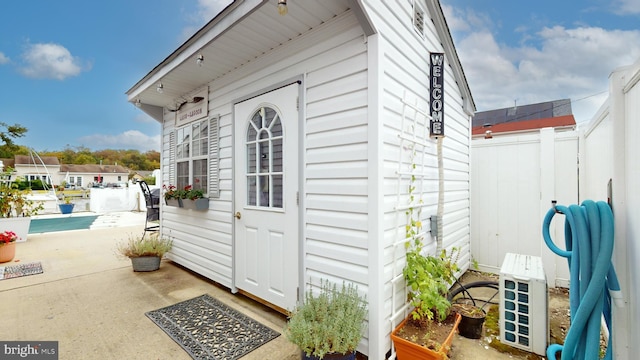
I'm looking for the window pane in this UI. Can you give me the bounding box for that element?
[258,175,269,207]
[247,143,256,174]
[177,161,189,190]
[192,140,200,156]
[271,116,282,137]
[272,137,282,172]
[192,122,201,140]
[259,140,269,173]
[198,138,208,156]
[272,175,283,208]
[199,120,208,139]
[193,159,208,193]
[247,175,256,206]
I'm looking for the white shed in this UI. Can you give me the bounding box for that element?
[126,1,474,358]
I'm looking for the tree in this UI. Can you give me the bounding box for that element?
[0,122,28,158]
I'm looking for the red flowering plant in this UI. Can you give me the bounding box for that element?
[0,230,19,246]
[163,184,204,201]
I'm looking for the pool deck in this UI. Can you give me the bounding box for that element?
[0,211,299,360]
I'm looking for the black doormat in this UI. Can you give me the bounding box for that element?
[146,294,280,360]
[0,262,43,280]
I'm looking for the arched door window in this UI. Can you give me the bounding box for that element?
[246,106,283,208]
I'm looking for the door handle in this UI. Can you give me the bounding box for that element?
[235,211,241,219]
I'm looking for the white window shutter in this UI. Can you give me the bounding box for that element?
[168,131,176,185]
[209,115,220,198]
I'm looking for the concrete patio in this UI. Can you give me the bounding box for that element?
[0,212,299,360]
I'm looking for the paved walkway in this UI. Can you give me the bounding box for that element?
[0,212,299,360]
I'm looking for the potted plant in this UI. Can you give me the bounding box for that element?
[58,193,75,214]
[450,302,487,339]
[163,184,208,210]
[0,170,44,242]
[116,233,173,272]
[163,184,181,207]
[0,230,19,263]
[390,165,461,359]
[285,280,367,360]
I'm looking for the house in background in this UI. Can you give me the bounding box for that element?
[472,99,576,138]
[60,164,129,187]
[127,1,475,357]
[0,155,129,188]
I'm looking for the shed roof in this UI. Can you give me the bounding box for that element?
[127,0,475,119]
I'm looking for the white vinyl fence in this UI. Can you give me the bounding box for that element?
[471,57,640,359]
[471,128,577,287]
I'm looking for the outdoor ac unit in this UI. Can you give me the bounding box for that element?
[499,253,548,356]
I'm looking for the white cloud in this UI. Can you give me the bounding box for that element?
[19,42,89,80]
[445,6,640,123]
[0,52,9,64]
[79,130,160,152]
[613,0,640,14]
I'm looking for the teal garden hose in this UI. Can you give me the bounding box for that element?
[542,200,622,360]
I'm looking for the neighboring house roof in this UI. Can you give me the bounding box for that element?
[14,155,60,166]
[472,99,576,136]
[0,158,15,169]
[127,0,475,119]
[60,164,129,174]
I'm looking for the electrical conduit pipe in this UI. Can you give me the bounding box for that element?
[542,200,622,360]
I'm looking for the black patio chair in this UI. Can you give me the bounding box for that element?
[138,180,160,237]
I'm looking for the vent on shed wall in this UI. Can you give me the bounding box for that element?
[413,2,425,37]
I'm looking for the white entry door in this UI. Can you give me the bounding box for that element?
[233,84,299,311]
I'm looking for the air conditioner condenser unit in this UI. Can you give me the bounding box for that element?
[499,253,548,356]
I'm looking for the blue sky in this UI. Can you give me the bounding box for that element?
[443,0,640,122]
[1,1,639,152]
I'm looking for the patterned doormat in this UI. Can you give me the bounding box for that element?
[146,294,280,360]
[0,262,43,280]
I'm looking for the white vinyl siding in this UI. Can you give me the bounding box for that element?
[161,12,369,292]
[360,0,472,355]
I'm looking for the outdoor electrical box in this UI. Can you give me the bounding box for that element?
[499,253,548,356]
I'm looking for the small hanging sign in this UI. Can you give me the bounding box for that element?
[176,87,208,126]
[429,52,444,138]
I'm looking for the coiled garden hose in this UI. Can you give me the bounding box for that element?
[542,200,622,360]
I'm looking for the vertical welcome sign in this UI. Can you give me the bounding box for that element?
[429,52,444,138]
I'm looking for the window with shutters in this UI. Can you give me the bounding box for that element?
[172,116,220,197]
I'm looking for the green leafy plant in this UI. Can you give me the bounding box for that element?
[163,184,204,201]
[285,280,367,359]
[402,145,459,324]
[116,233,173,258]
[0,169,44,218]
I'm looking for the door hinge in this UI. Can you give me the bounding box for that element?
[296,191,299,205]
[297,287,300,301]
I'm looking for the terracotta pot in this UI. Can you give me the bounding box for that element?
[391,313,461,360]
[0,242,16,263]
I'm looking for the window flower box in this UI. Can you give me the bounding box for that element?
[182,198,209,211]
[165,198,183,207]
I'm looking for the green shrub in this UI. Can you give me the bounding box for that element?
[116,233,172,258]
[285,280,367,359]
